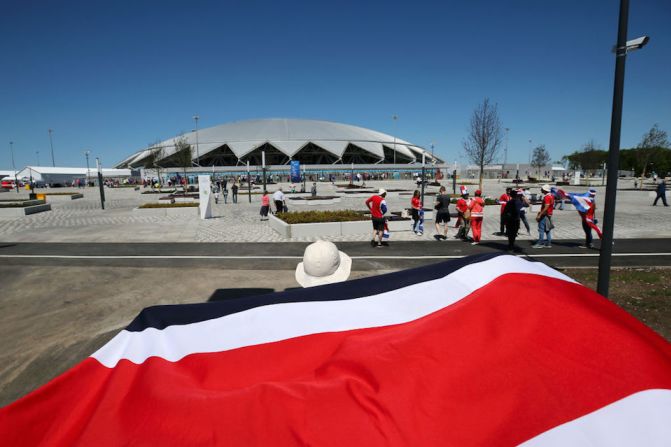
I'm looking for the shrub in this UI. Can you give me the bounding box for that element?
[279,210,368,224]
[138,203,199,208]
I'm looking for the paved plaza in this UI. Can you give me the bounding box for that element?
[0,178,668,243]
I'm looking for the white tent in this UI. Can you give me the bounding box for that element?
[15,166,131,186]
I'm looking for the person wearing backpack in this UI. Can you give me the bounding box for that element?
[503,189,524,251]
[433,186,451,241]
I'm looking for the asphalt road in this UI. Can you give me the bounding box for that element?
[1,238,670,269]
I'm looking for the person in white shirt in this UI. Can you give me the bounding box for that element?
[273,188,286,214]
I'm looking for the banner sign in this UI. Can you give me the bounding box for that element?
[290,160,301,183]
[198,175,213,219]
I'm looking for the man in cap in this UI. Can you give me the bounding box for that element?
[564,188,602,249]
[365,188,388,247]
[496,187,512,236]
[295,240,352,287]
[533,184,554,248]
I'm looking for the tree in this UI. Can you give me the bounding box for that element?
[637,124,669,186]
[531,145,551,177]
[463,98,503,191]
[561,140,607,173]
[143,141,165,187]
[173,136,192,188]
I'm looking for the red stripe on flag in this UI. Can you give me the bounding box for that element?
[2,274,670,446]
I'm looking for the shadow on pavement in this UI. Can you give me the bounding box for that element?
[208,288,275,302]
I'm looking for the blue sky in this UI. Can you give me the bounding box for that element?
[1,0,669,168]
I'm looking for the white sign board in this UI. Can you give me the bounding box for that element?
[573,171,581,186]
[198,175,213,219]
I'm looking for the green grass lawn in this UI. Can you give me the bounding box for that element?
[562,268,671,342]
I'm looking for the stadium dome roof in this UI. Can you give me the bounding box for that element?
[116,118,442,168]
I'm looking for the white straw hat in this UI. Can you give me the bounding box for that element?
[541,184,551,192]
[295,241,352,288]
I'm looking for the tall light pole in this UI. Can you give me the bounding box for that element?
[597,0,649,297]
[36,150,40,166]
[193,115,200,167]
[392,114,398,166]
[504,128,510,170]
[48,129,55,167]
[430,142,435,179]
[9,141,18,193]
[84,150,91,187]
[528,139,532,165]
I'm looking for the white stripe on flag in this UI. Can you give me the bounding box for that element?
[519,389,671,446]
[91,256,575,367]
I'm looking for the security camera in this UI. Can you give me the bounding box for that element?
[611,35,650,54]
[626,36,650,51]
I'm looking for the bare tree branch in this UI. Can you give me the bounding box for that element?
[463,98,503,190]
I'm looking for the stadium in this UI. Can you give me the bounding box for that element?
[116,118,443,171]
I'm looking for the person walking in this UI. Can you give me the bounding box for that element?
[273,187,286,214]
[519,188,531,235]
[311,182,317,197]
[433,186,451,241]
[552,187,565,211]
[455,186,472,241]
[653,179,669,206]
[232,182,239,204]
[468,189,485,245]
[503,190,524,251]
[260,190,270,221]
[533,184,554,248]
[578,189,602,248]
[410,190,422,235]
[497,188,512,235]
[365,189,388,248]
[222,185,229,204]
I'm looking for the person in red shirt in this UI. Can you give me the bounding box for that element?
[578,189,602,248]
[497,188,512,236]
[410,190,422,235]
[533,184,555,248]
[260,191,270,221]
[455,186,471,241]
[469,189,485,244]
[365,189,388,247]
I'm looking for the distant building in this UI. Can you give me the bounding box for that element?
[13,166,131,187]
[116,118,443,169]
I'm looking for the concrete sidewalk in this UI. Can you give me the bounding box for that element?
[1,179,669,243]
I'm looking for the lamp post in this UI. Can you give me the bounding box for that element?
[247,160,251,203]
[430,142,435,180]
[96,157,106,210]
[392,114,398,166]
[421,152,426,207]
[504,128,510,177]
[261,150,267,193]
[84,150,91,187]
[597,0,649,297]
[36,150,40,166]
[193,115,200,167]
[48,129,55,167]
[9,141,18,193]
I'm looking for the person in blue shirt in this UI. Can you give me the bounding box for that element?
[653,179,668,206]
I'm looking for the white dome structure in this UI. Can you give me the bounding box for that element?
[116,118,441,168]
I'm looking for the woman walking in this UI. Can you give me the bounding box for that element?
[410,190,422,235]
[260,190,270,221]
[468,189,485,245]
